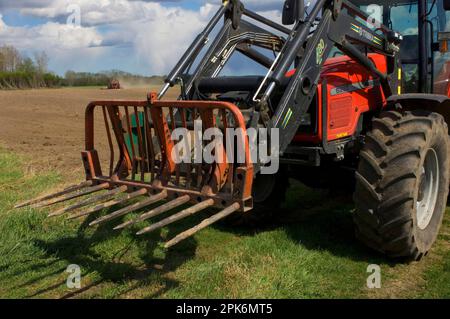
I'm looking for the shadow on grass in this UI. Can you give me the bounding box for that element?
[18,180,395,298]
[24,204,199,298]
[282,205,390,264]
[0,264,10,272]
[214,181,393,266]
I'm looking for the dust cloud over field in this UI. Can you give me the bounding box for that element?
[0,86,178,179]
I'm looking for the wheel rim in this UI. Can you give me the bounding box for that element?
[416,148,440,230]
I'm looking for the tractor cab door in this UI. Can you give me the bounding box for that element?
[428,0,450,95]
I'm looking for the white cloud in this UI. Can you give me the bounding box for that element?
[0,14,6,31]
[128,3,218,74]
[19,0,193,26]
[0,15,102,50]
[0,1,217,74]
[0,0,286,75]
[0,0,54,10]
[205,0,283,12]
[0,13,105,74]
[18,1,284,26]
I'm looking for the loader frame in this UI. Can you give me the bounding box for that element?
[83,94,254,212]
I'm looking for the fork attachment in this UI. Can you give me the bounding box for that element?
[18,92,253,248]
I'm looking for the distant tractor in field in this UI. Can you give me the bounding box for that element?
[108,79,121,90]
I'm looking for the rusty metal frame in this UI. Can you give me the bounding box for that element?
[83,92,254,213]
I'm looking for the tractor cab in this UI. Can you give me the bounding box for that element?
[352,0,450,94]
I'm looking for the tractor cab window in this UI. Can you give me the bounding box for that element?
[355,1,420,92]
[390,2,420,92]
[355,0,450,94]
[427,0,450,94]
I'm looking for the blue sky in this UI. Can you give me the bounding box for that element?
[0,0,284,76]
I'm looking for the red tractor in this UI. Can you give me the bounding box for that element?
[19,0,450,260]
[108,79,121,90]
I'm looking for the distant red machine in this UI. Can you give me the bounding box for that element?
[108,79,121,90]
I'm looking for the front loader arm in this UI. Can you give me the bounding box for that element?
[266,0,402,154]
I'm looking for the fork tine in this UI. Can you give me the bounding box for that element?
[14,181,93,208]
[48,185,128,217]
[32,183,109,209]
[114,195,190,230]
[164,203,240,248]
[89,191,168,226]
[67,188,148,220]
[136,199,214,235]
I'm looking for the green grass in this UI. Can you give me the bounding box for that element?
[0,147,449,299]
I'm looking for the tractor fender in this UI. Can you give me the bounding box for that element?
[386,94,450,125]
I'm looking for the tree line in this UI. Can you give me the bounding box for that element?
[0,45,60,89]
[0,45,164,89]
[64,70,164,87]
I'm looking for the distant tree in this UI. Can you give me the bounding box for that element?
[34,51,49,74]
[0,45,22,72]
[64,70,77,86]
[0,45,61,89]
[18,57,36,73]
[0,51,4,72]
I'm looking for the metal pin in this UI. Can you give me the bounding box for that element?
[49,186,128,217]
[14,180,93,208]
[32,183,109,209]
[114,195,190,230]
[89,191,168,226]
[164,202,240,249]
[137,199,214,235]
[67,188,148,220]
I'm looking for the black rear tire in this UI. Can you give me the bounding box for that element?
[354,110,449,260]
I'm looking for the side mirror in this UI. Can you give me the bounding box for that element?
[282,0,305,25]
[444,0,450,10]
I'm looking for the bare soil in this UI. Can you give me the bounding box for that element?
[0,87,178,179]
